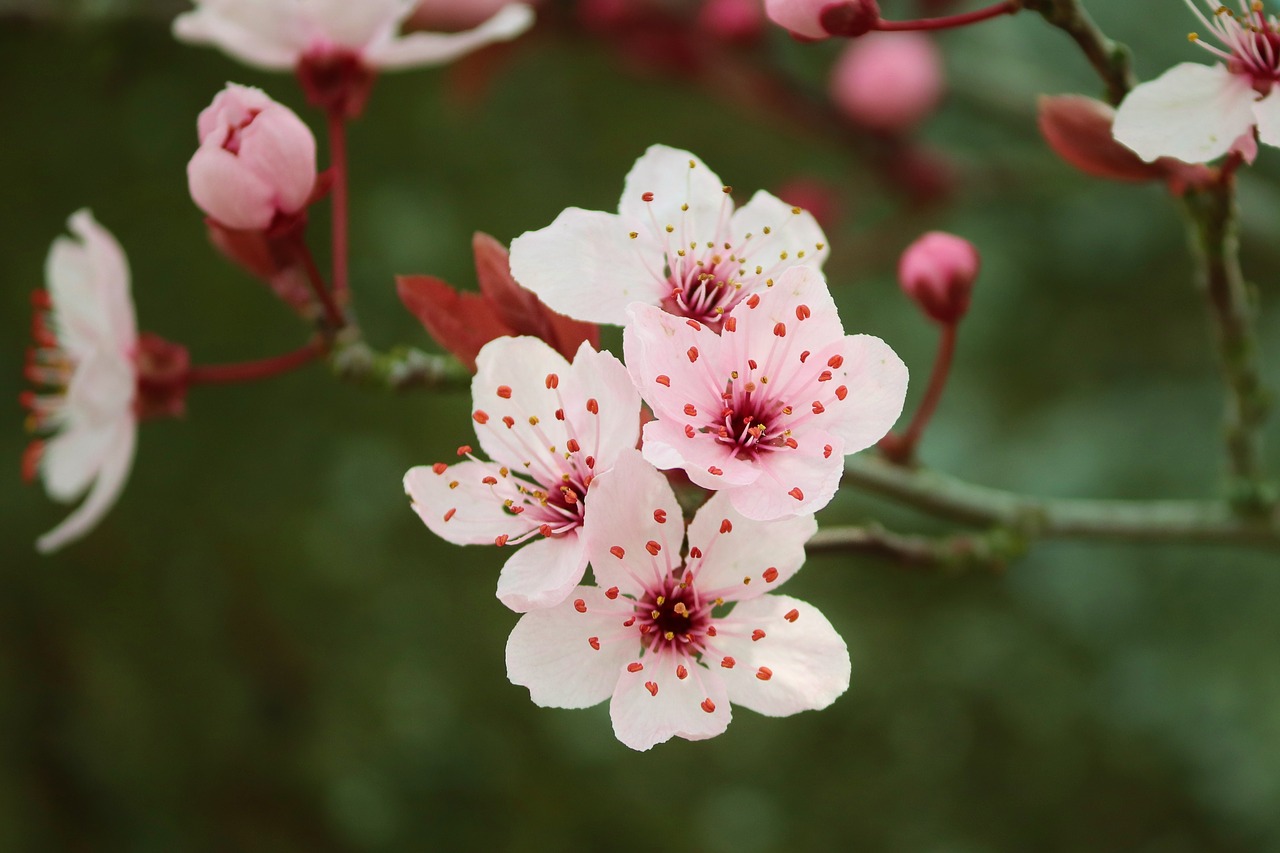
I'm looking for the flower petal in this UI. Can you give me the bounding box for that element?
[622,301,724,421]
[187,143,279,231]
[728,427,845,520]
[1252,90,1280,151]
[729,189,829,281]
[404,459,529,545]
[685,492,816,599]
[172,0,303,70]
[471,336,574,472]
[815,334,909,452]
[506,585,634,709]
[496,531,590,612]
[609,649,731,751]
[618,145,728,247]
[640,417,760,490]
[559,340,641,474]
[46,210,135,356]
[366,3,535,70]
[731,263,843,349]
[36,419,136,554]
[1112,62,1257,164]
[712,594,851,717]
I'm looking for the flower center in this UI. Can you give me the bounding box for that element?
[1190,1,1280,87]
[662,259,746,327]
[635,573,712,654]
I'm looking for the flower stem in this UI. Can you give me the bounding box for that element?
[186,342,324,386]
[329,336,471,392]
[296,240,347,330]
[327,111,351,304]
[874,1,1021,32]
[1020,0,1135,105]
[880,323,958,464]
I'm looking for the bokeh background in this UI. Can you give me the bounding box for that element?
[4,1,1280,850]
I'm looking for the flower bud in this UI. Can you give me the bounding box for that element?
[187,84,318,231]
[764,0,878,40]
[898,231,979,325]
[830,33,944,134]
[698,0,765,44]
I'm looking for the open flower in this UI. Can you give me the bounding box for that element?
[509,144,828,329]
[506,448,849,751]
[1113,0,1280,164]
[624,265,907,521]
[23,211,139,554]
[403,336,640,612]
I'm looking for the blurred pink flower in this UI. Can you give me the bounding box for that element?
[830,32,944,134]
[764,0,878,39]
[697,0,765,44]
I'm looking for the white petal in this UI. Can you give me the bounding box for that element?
[685,492,816,598]
[640,417,760,490]
[366,3,535,69]
[727,427,845,521]
[41,419,118,503]
[1112,62,1257,164]
[820,334,909,452]
[1252,90,1280,150]
[404,460,529,545]
[68,210,135,347]
[471,336,573,472]
[506,585,634,708]
[304,0,411,49]
[732,263,843,348]
[618,145,728,248]
[46,210,136,357]
[729,190,829,280]
[712,594,850,717]
[609,649,731,751]
[496,531,589,612]
[509,208,666,326]
[172,0,303,70]
[559,340,641,475]
[37,419,136,554]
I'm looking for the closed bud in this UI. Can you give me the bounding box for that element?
[830,33,944,134]
[765,0,879,40]
[187,84,318,232]
[898,231,979,324]
[698,0,765,44]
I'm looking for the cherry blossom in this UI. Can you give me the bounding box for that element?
[23,211,139,554]
[1113,0,1280,164]
[403,336,640,612]
[623,264,908,521]
[172,0,535,73]
[508,144,829,329]
[506,448,849,751]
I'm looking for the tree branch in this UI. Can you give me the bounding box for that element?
[1021,0,1136,105]
[329,334,470,392]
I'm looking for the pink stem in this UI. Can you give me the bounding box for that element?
[186,342,324,386]
[296,239,347,329]
[880,323,958,464]
[327,111,350,304]
[874,1,1019,32]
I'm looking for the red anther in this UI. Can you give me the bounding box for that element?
[495,534,509,546]
[756,667,773,681]
[720,519,733,534]
[706,625,717,636]
[653,509,667,523]
[752,629,766,641]
[684,425,696,439]
[800,350,811,363]
[482,476,498,485]
[502,416,515,428]
[473,410,490,424]
[456,445,472,456]
[796,304,811,320]
[708,466,723,476]
[773,322,787,337]
[687,347,699,363]
[574,598,587,613]
[784,438,798,449]
[748,359,758,370]
[700,698,716,714]
[684,403,698,417]
[645,681,659,697]
[642,191,655,202]
[823,444,833,458]
[443,507,457,521]
[622,617,637,629]
[496,385,512,398]
[29,290,52,310]
[689,547,703,559]
[835,385,848,400]
[676,665,689,680]
[627,661,644,673]
[432,462,448,475]
[585,455,596,468]
[21,440,44,483]
[18,390,37,410]
[686,319,702,331]
[510,506,524,514]
[788,487,805,501]
[646,540,661,556]
[763,567,779,583]
[784,609,800,622]
[588,636,601,650]
[545,373,559,389]
[555,409,565,421]
[828,354,844,369]
[586,398,599,414]
[721,656,736,669]
[610,545,626,559]
[606,586,619,599]
[724,316,737,333]
[746,294,760,309]
[563,489,578,504]
[819,370,833,382]
[539,524,553,537]
[566,438,581,453]
[811,401,825,415]
[655,375,671,388]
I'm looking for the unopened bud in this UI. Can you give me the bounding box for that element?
[765,0,879,40]
[698,0,765,44]
[898,231,979,325]
[187,84,317,231]
[830,32,944,133]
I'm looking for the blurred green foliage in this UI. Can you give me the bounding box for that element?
[3,2,1280,851]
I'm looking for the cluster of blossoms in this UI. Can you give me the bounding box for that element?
[406,145,910,749]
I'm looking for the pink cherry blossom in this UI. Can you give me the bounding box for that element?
[508,144,829,328]
[623,265,908,521]
[188,84,317,231]
[172,0,534,72]
[506,448,849,752]
[1113,1,1280,164]
[403,336,640,612]
[23,211,139,554]
[830,32,945,134]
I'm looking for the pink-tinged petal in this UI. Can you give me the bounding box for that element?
[41,420,119,504]
[510,208,666,326]
[560,341,641,474]
[36,420,135,554]
[172,1,303,70]
[506,585,633,709]
[404,460,528,545]
[582,448,683,598]
[609,649,731,751]
[366,4,535,69]
[816,334,909,452]
[728,190,829,280]
[712,594,850,717]
[1112,62,1257,164]
[622,302,725,421]
[67,210,135,347]
[640,417,760,490]
[618,145,728,246]
[303,0,411,48]
[729,427,845,521]
[685,492,816,599]
[471,336,573,471]
[46,211,135,356]
[732,263,843,348]
[187,143,279,231]
[1252,90,1280,151]
[496,531,589,612]
[237,102,318,214]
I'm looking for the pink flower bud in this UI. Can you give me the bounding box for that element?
[187,84,318,231]
[764,0,878,39]
[830,32,944,134]
[898,231,979,325]
[698,0,765,44]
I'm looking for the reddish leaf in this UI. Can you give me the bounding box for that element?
[473,232,555,340]
[543,307,600,360]
[397,274,515,372]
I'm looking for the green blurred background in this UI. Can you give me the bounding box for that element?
[4,1,1280,850]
